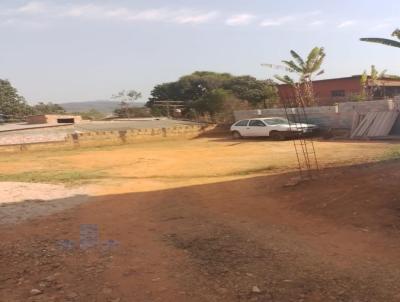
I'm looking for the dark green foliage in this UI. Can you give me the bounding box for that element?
[0,79,32,118]
[179,71,233,101]
[223,76,278,106]
[150,106,166,117]
[148,82,183,106]
[0,80,67,119]
[192,88,229,116]
[275,47,325,84]
[147,71,278,116]
[361,29,400,48]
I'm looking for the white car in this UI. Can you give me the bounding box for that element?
[230,117,318,140]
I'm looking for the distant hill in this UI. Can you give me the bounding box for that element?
[60,100,145,114]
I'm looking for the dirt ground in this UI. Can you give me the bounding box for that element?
[0,182,88,225]
[2,138,400,301]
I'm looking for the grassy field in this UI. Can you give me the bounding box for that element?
[0,138,399,192]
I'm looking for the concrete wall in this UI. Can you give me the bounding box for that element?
[0,124,214,153]
[234,99,400,130]
[27,115,82,124]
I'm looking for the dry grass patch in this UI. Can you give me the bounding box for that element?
[0,138,399,190]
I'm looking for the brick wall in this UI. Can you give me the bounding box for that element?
[26,115,48,124]
[278,77,363,106]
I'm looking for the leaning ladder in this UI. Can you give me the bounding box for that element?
[281,90,319,180]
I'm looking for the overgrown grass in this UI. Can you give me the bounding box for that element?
[380,146,400,161]
[232,165,280,176]
[114,165,281,180]
[0,170,107,186]
[0,165,277,187]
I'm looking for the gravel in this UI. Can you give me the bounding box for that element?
[0,182,89,225]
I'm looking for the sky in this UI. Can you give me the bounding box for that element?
[1,0,400,104]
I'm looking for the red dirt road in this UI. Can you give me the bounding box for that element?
[2,161,400,301]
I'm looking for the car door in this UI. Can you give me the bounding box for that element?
[233,120,250,136]
[247,120,268,136]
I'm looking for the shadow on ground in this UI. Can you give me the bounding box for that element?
[2,161,400,301]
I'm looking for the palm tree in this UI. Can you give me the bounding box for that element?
[360,29,400,48]
[275,47,326,84]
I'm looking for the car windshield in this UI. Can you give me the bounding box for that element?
[263,118,290,125]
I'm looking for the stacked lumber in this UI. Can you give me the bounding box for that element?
[351,112,365,134]
[350,112,377,138]
[350,111,399,139]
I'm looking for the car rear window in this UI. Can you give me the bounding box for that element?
[235,120,249,126]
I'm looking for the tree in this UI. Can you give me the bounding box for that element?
[114,107,151,118]
[32,102,66,114]
[147,71,278,114]
[369,65,387,99]
[0,79,32,118]
[112,89,142,118]
[147,72,234,106]
[192,88,228,117]
[262,79,279,108]
[191,88,247,123]
[112,89,142,104]
[223,76,278,108]
[359,70,368,101]
[357,65,388,101]
[147,82,183,106]
[179,71,233,101]
[275,47,326,83]
[360,29,400,48]
[275,47,326,106]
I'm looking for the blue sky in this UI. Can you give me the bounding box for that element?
[1,0,400,104]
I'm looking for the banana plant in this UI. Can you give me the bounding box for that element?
[274,47,326,84]
[274,47,325,106]
[360,65,388,100]
[360,29,400,48]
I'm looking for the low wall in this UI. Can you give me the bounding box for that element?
[0,124,213,153]
[234,99,400,131]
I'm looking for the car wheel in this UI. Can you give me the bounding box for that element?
[232,131,242,139]
[269,131,285,141]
